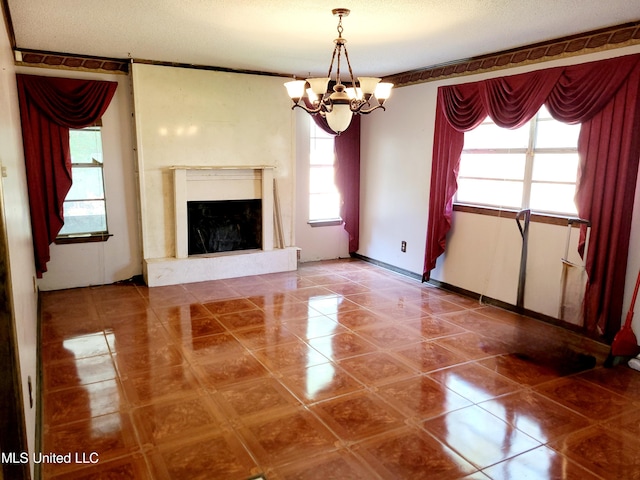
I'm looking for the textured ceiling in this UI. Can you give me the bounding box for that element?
[7,1,640,77]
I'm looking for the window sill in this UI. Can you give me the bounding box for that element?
[452,204,590,227]
[308,219,343,228]
[55,233,113,245]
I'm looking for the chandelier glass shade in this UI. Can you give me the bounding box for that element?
[284,8,393,133]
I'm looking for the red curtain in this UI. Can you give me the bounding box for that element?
[16,74,118,277]
[424,53,640,339]
[312,115,361,253]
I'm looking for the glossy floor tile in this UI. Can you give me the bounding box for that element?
[39,258,639,479]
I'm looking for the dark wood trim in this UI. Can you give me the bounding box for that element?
[130,58,291,79]
[426,277,607,344]
[16,48,129,74]
[0,0,16,50]
[385,20,640,87]
[350,253,423,281]
[453,203,589,227]
[0,193,29,479]
[34,299,43,480]
[54,233,113,245]
[7,14,638,82]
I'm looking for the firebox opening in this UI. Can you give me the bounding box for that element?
[187,199,262,255]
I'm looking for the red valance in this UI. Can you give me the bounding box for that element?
[425,54,640,340]
[16,74,117,277]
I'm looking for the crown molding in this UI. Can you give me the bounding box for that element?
[9,20,640,80]
[384,21,640,87]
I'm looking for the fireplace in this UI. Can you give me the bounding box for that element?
[142,165,297,287]
[187,199,262,255]
[172,166,274,258]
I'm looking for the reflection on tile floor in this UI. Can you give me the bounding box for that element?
[40,259,640,479]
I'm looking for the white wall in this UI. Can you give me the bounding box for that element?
[294,110,350,262]
[131,64,295,261]
[19,68,142,291]
[360,83,432,272]
[0,25,39,478]
[360,44,640,333]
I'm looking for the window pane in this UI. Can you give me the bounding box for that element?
[309,117,340,221]
[459,153,526,180]
[530,183,577,215]
[310,139,335,165]
[310,167,336,194]
[535,120,580,148]
[456,178,522,209]
[69,128,103,164]
[310,119,334,139]
[457,106,580,214]
[463,122,529,149]
[67,167,105,200]
[536,104,552,119]
[532,153,579,182]
[59,200,107,235]
[310,193,340,220]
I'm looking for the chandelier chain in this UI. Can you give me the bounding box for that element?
[327,43,339,79]
[343,45,357,91]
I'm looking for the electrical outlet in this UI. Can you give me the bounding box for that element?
[401,241,407,252]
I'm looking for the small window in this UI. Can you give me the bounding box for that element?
[456,106,581,216]
[57,125,109,237]
[309,118,341,222]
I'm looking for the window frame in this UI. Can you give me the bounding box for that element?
[454,108,581,220]
[55,123,112,244]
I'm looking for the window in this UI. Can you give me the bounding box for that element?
[309,118,341,222]
[57,125,109,238]
[456,106,581,215]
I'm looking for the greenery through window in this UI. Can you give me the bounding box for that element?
[456,106,581,215]
[309,118,341,222]
[58,125,108,237]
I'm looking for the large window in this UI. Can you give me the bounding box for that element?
[456,106,581,215]
[309,118,341,222]
[57,125,109,237]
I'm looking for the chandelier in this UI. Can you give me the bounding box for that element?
[284,8,393,133]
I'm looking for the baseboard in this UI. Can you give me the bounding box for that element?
[350,253,606,345]
[349,253,422,281]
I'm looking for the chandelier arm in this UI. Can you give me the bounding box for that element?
[356,104,386,115]
[291,102,325,115]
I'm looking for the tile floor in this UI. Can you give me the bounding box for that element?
[39,259,640,479]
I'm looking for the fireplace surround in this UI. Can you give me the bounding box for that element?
[142,166,297,286]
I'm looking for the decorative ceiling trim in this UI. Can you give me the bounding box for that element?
[130,57,289,78]
[9,20,640,80]
[384,21,640,87]
[15,49,129,74]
